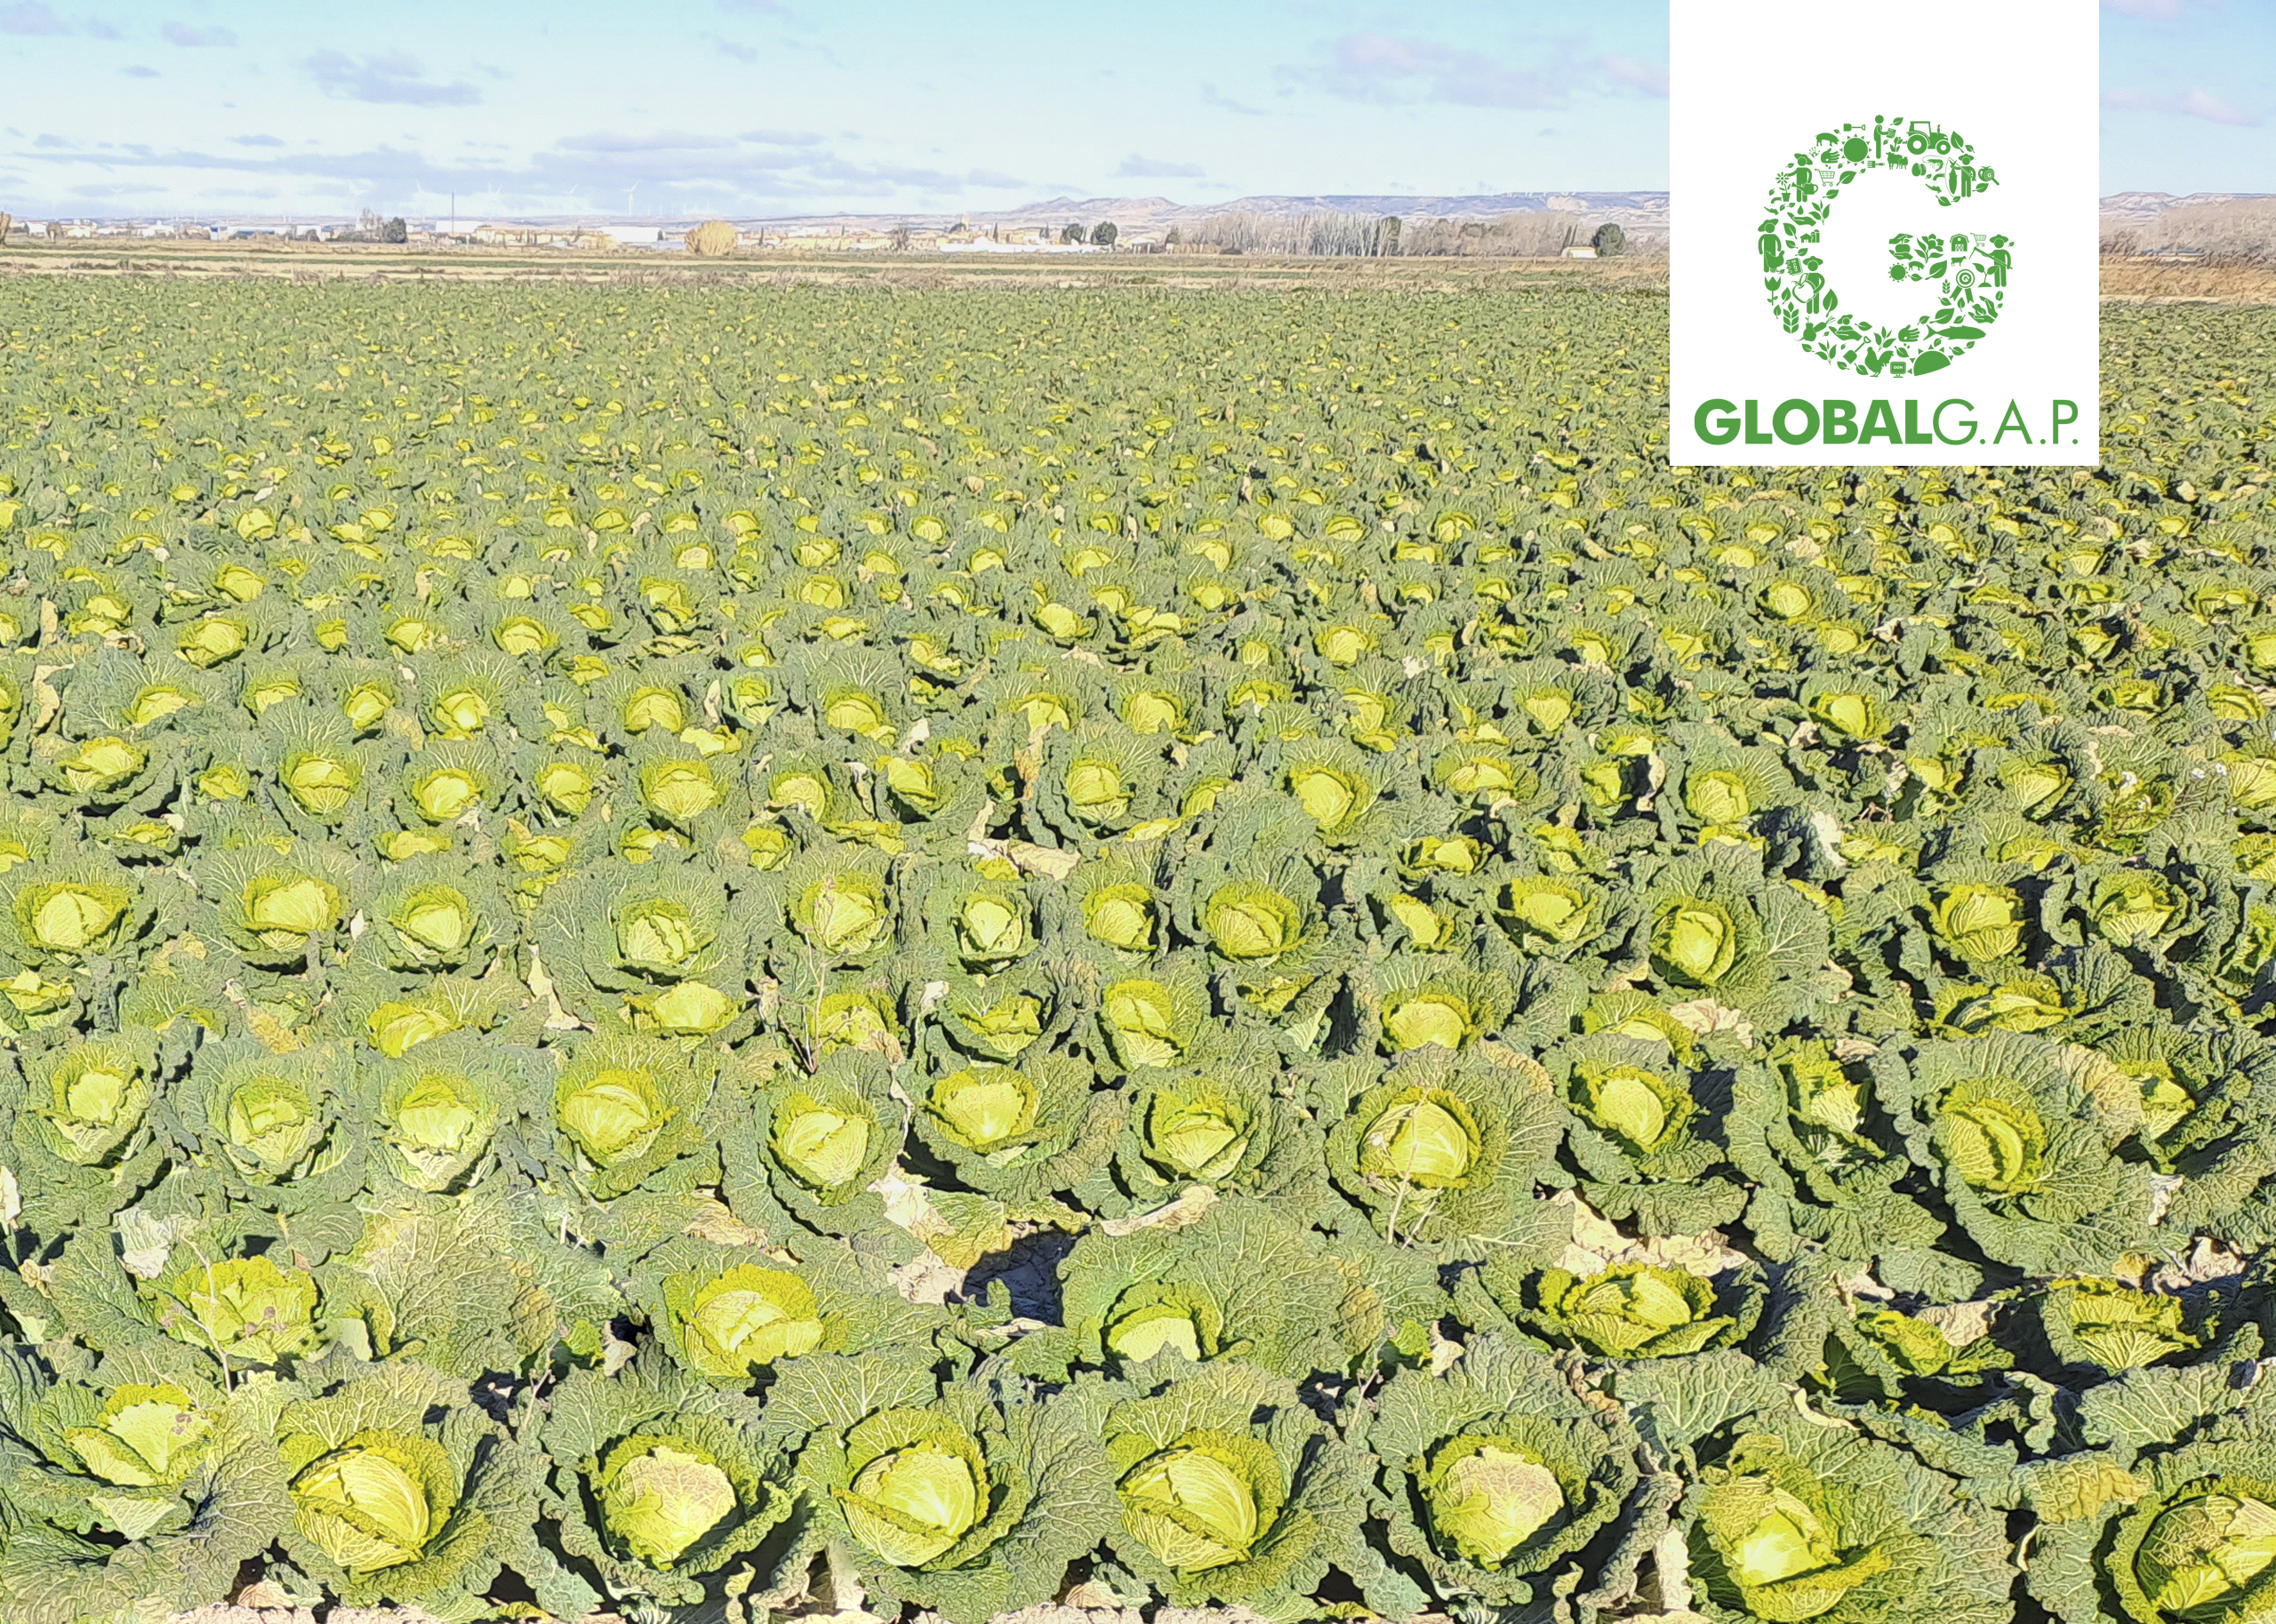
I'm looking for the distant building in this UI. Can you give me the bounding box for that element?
[1561,245,1599,259]
[601,225,665,248]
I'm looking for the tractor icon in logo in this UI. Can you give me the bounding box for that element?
[1761,115,2011,376]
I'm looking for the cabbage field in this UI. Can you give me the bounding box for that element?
[0,276,2271,1624]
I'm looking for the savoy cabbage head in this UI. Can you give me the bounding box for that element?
[538,1349,799,1614]
[1364,1334,1643,1610]
[1094,1358,1371,1613]
[776,1353,1117,1624]
[1882,1033,2156,1276]
[1616,1351,2020,1624]
[1323,1047,1566,1253]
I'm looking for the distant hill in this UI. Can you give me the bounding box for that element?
[2102,190,2275,226]
[2100,192,2276,255]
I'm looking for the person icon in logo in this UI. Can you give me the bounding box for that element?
[1759,221,1784,274]
[1988,235,2012,288]
[1801,257,1835,316]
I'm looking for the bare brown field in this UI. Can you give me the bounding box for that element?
[16,240,2276,307]
[2097,252,2276,305]
[0,236,1670,292]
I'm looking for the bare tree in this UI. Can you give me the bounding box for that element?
[888,223,913,251]
[1401,211,1587,256]
[1186,210,1412,256]
[1170,206,1664,259]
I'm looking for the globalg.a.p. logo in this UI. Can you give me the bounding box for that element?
[1761,116,2014,376]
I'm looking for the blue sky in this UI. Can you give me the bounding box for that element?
[0,0,2262,219]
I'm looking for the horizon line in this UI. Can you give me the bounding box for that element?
[7,188,2265,228]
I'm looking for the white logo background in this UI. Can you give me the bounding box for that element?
[1671,0,2101,468]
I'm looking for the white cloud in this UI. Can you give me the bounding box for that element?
[2104,85,2257,125]
[306,51,480,107]
[161,20,236,46]
[0,4,68,36]
[1600,54,1668,97]
[1118,154,1205,179]
[1315,32,1564,109]
[1296,34,1663,109]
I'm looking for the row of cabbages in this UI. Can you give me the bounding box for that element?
[0,281,2269,1624]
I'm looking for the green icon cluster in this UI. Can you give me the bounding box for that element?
[1760,116,2014,377]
